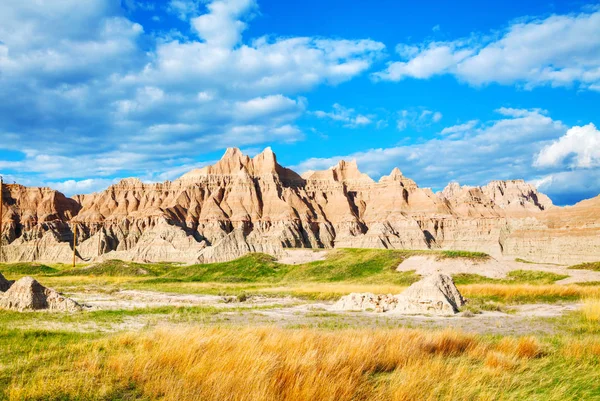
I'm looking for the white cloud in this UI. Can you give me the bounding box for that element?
[0,0,385,184]
[191,0,257,48]
[531,169,600,205]
[295,108,573,197]
[396,108,443,131]
[313,103,373,128]
[535,123,600,168]
[50,178,119,195]
[440,120,479,135]
[374,9,600,91]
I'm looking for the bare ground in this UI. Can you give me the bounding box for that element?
[4,288,578,336]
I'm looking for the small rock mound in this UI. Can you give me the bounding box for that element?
[332,293,398,312]
[392,273,465,316]
[0,272,13,292]
[0,276,82,312]
[333,274,465,316]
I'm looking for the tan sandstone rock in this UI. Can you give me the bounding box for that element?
[332,293,398,313]
[0,147,597,264]
[391,273,465,316]
[334,274,465,316]
[0,277,82,312]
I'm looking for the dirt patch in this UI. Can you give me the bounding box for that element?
[276,249,329,265]
[67,289,298,311]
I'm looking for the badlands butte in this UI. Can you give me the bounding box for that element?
[0,147,598,265]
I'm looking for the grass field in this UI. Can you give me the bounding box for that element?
[1,249,600,400]
[2,312,600,401]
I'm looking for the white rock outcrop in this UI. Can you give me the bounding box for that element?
[391,273,465,316]
[332,293,398,312]
[333,274,465,316]
[0,277,82,312]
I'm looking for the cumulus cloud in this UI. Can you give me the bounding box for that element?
[313,104,374,128]
[191,0,257,48]
[374,9,600,91]
[531,169,600,205]
[0,0,385,188]
[294,108,596,205]
[535,123,600,168]
[50,178,120,195]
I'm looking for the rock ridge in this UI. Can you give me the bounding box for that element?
[0,147,597,264]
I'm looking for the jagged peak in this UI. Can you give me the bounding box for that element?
[251,147,278,174]
[110,178,144,189]
[177,147,305,184]
[390,167,403,177]
[302,159,374,183]
[332,159,374,183]
[379,167,403,183]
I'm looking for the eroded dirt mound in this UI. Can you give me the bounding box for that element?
[334,273,465,316]
[332,293,398,312]
[392,273,465,316]
[0,276,82,312]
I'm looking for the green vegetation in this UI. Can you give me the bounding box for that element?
[453,270,568,285]
[2,310,600,400]
[0,262,58,275]
[438,250,490,259]
[59,259,176,277]
[515,257,536,264]
[1,249,600,400]
[157,249,422,285]
[569,261,600,271]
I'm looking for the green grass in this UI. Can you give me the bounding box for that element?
[159,249,422,285]
[59,259,176,277]
[569,261,600,271]
[438,250,490,260]
[515,258,536,264]
[0,262,58,275]
[453,270,569,285]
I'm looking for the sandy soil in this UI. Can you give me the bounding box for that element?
[276,249,329,265]
[68,289,299,310]
[4,288,570,336]
[396,255,600,283]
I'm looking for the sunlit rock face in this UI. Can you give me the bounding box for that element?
[0,148,597,264]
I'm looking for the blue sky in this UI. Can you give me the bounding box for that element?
[0,0,599,205]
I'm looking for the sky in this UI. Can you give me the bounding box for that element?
[0,0,599,205]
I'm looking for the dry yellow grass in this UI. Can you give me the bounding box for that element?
[581,298,600,322]
[7,327,578,401]
[459,283,600,299]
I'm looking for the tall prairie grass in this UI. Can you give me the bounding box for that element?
[581,298,600,322]
[6,326,600,401]
[460,283,600,301]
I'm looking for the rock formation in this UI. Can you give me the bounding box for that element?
[332,293,398,313]
[0,277,82,312]
[0,147,598,264]
[333,273,465,316]
[391,273,465,315]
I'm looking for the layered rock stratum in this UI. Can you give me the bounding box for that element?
[0,147,598,264]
